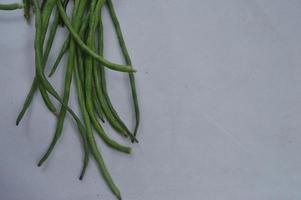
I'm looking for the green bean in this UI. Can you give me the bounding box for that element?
[38,84,56,112]
[0,3,23,10]
[99,65,138,142]
[41,0,57,43]
[49,0,91,78]
[77,9,104,122]
[94,68,129,138]
[78,0,123,196]
[17,3,60,124]
[43,7,63,62]
[106,0,140,138]
[56,1,135,73]
[38,0,87,167]
[16,81,37,126]
[34,0,59,114]
[96,65,140,143]
[30,0,56,113]
[38,43,75,166]
[48,37,70,77]
[32,0,77,120]
[32,0,89,180]
[81,1,123,197]
[7,0,139,197]
[91,11,127,138]
[35,0,59,117]
[95,13,138,143]
[74,47,122,200]
[84,1,131,154]
[75,117,89,181]
[16,5,64,125]
[92,11,105,123]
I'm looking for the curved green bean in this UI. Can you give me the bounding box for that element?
[16,5,63,125]
[8,0,140,198]
[95,13,138,143]
[32,0,89,180]
[74,51,122,200]
[38,0,87,167]
[106,0,140,138]
[56,1,135,73]
[84,0,131,154]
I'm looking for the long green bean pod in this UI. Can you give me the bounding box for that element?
[95,12,137,142]
[106,0,140,138]
[32,0,89,180]
[56,1,135,73]
[4,0,140,198]
[74,49,122,200]
[94,68,128,137]
[0,3,23,10]
[35,0,58,113]
[16,5,64,125]
[84,0,131,154]
[38,0,88,167]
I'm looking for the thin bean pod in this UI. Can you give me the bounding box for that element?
[34,0,59,113]
[95,13,138,142]
[0,3,23,10]
[16,6,64,125]
[74,47,122,200]
[4,0,141,198]
[84,0,131,154]
[106,0,140,138]
[56,1,135,73]
[32,0,89,180]
[38,0,87,167]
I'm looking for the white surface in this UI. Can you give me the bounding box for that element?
[1,0,301,199]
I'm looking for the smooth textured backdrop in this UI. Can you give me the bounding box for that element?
[1,0,301,199]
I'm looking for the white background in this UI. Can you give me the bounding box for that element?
[1,0,301,199]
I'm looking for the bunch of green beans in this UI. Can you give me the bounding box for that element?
[1,1,140,199]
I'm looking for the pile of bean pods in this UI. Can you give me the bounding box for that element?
[0,1,140,199]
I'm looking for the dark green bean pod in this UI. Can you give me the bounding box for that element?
[74,47,122,200]
[4,0,140,198]
[106,0,140,138]
[32,0,89,181]
[95,12,138,143]
[38,0,87,167]
[34,0,59,113]
[84,1,131,154]
[16,0,70,125]
[56,2,135,73]
[0,3,23,10]
[16,0,61,125]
